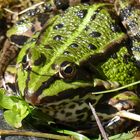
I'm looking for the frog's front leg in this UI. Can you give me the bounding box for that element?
[0,39,19,79]
[104,91,140,134]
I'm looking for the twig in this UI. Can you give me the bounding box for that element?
[117,110,140,122]
[19,2,44,15]
[89,103,109,140]
[0,129,75,140]
[91,80,140,95]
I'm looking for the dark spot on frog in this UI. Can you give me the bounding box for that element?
[59,102,68,106]
[65,112,72,117]
[10,35,29,45]
[53,23,64,29]
[90,7,102,21]
[22,55,28,65]
[53,35,63,41]
[110,23,121,32]
[24,70,31,99]
[6,83,17,93]
[22,54,31,70]
[76,108,87,114]
[76,9,88,19]
[70,43,78,48]
[69,104,76,109]
[63,51,70,55]
[50,104,59,109]
[61,110,65,114]
[77,101,84,106]
[89,31,101,38]
[54,0,69,10]
[88,44,96,50]
[77,114,85,120]
[34,53,46,66]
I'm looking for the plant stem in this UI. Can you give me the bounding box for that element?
[0,129,75,140]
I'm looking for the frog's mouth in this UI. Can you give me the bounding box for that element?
[39,86,104,105]
[23,68,104,106]
[25,86,104,106]
[23,61,99,105]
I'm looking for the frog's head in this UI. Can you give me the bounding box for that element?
[16,45,98,106]
[16,3,112,106]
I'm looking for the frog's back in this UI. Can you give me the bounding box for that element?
[37,3,126,67]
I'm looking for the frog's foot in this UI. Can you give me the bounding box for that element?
[108,91,140,111]
[94,78,119,89]
[104,91,140,134]
[1,71,16,94]
[1,78,12,93]
[104,115,132,134]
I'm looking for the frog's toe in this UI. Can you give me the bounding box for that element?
[104,115,131,134]
[94,79,120,89]
[104,91,140,134]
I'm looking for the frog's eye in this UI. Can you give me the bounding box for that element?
[59,61,77,80]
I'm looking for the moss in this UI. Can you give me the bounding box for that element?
[97,47,140,87]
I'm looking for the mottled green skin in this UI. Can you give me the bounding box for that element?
[15,2,140,124]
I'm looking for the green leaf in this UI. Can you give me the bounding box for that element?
[4,110,23,128]
[31,109,54,124]
[0,88,31,128]
[4,102,30,128]
[108,132,135,140]
[57,129,90,140]
[0,89,16,109]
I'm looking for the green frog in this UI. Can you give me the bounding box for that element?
[5,0,140,133]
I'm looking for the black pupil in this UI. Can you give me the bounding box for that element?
[64,66,73,74]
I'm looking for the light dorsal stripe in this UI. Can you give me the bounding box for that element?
[40,4,106,75]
